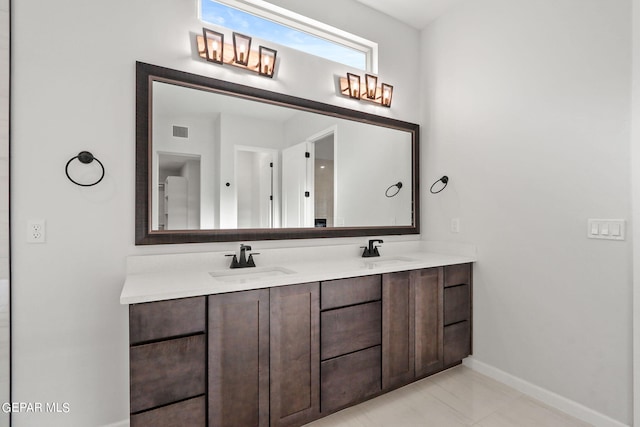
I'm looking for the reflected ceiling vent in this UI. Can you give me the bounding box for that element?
[172,125,189,139]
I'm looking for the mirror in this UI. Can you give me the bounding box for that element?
[136,62,420,244]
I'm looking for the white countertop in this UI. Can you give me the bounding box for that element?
[120,241,476,305]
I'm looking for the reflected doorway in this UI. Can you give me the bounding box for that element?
[157,153,201,230]
[313,134,334,227]
[281,127,336,228]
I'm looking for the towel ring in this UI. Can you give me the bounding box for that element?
[65,151,105,187]
[385,181,403,198]
[430,176,449,194]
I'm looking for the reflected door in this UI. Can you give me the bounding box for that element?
[282,142,314,228]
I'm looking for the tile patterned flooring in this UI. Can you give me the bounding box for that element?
[306,366,592,427]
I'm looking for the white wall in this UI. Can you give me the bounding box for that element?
[421,0,632,424]
[11,0,420,425]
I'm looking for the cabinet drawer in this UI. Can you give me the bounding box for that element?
[444,284,470,326]
[444,321,470,366]
[321,275,381,310]
[130,396,206,427]
[130,335,206,413]
[129,296,206,345]
[444,264,471,288]
[321,301,381,360]
[321,346,381,413]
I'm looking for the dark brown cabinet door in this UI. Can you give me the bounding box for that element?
[444,321,471,365]
[444,284,470,326]
[320,345,381,413]
[270,282,320,427]
[413,268,444,378]
[320,301,382,360]
[320,275,381,310]
[208,289,270,427]
[130,335,206,414]
[382,271,415,390]
[129,296,206,345]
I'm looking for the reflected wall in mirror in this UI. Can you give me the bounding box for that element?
[136,62,420,244]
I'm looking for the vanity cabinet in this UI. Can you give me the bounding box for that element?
[270,282,321,427]
[320,276,382,414]
[127,263,472,427]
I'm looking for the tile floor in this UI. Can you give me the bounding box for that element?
[306,366,592,427]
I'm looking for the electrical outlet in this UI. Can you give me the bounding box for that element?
[451,218,460,233]
[27,220,46,243]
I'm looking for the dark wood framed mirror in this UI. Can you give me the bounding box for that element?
[136,61,420,244]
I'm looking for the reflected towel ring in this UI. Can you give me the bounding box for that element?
[65,151,105,187]
[385,181,403,198]
[430,176,449,194]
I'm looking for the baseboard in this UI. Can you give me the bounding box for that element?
[463,358,629,427]
[102,420,129,427]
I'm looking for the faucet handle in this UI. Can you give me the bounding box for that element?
[247,253,259,267]
[225,254,240,268]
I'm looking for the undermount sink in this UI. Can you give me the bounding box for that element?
[362,256,417,268]
[209,266,296,283]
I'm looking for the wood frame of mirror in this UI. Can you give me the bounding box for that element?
[136,61,420,245]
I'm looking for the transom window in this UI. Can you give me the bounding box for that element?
[199,0,378,72]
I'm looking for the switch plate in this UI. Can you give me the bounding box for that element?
[588,219,625,241]
[451,218,460,233]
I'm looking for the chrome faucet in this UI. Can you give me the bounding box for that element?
[361,239,383,257]
[226,244,259,268]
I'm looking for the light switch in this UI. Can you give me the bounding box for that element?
[611,223,621,237]
[588,219,625,241]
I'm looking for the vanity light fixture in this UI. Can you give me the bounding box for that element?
[258,46,277,78]
[233,32,252,66]
[339,73,394,107]
[365,74,378,99]
[203,28,224,64]
[381,83,393,107]
[346,73,361,99]
[196,28,278,78]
